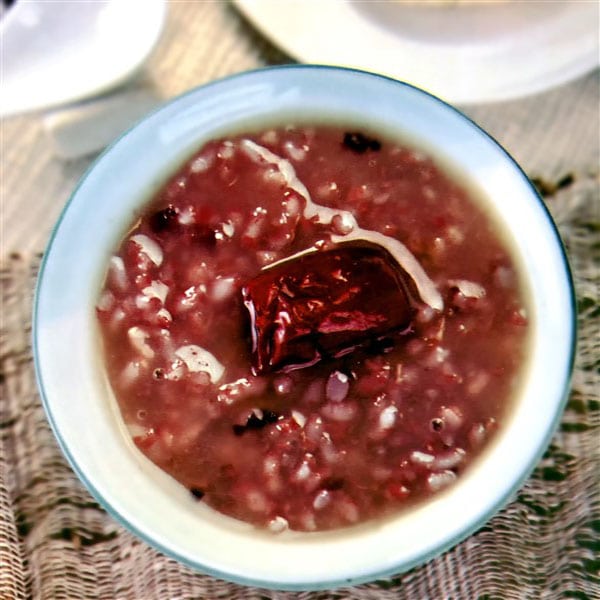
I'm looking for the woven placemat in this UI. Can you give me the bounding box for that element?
[1,173,598,599]
[1,2,599,599]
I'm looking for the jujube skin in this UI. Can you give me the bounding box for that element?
[243,241,415,375]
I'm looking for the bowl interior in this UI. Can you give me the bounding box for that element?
[33,66,574,590]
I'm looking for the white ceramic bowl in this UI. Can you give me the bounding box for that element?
[33,66,575,590]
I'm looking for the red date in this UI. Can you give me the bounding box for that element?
[242,241,415,374]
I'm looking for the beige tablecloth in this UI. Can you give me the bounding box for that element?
[1,3,599,598]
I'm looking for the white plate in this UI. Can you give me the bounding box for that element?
[0,0,167,117]
[234,0,599,104]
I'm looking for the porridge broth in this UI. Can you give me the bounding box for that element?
[97,125,529,532]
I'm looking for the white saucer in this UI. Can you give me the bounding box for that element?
[0,0,167,117]
[234,0,599,104]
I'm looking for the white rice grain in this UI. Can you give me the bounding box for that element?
[174,345,224,383]
[130,234,163,267]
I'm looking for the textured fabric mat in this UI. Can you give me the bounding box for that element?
[1,2,599,599]
[1,174,598,599]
